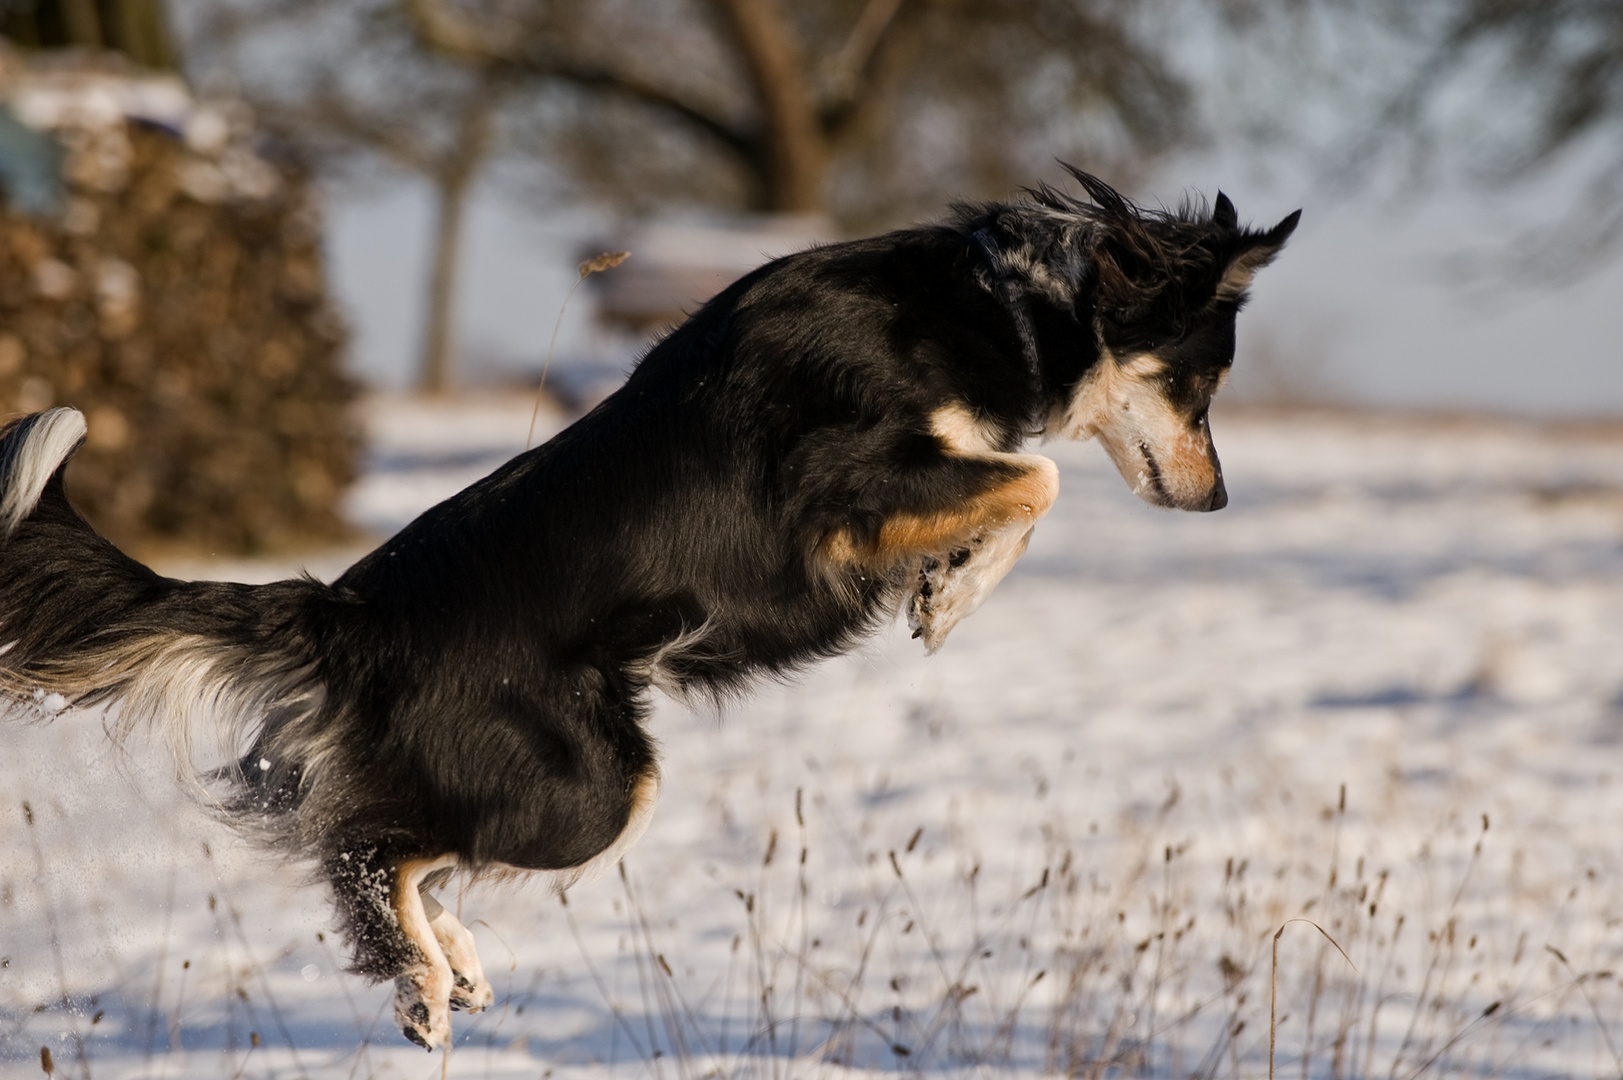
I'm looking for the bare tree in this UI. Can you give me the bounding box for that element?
[402,0,1191,224]
[1219,0,1623,279]
[273,80,507,393]
[189,0,510,392]
[414,90,501,394]
[2,0,179,68]
[178,0,1229,391]
[1400,0,1623,278]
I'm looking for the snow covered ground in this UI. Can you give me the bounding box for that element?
[6,396,1623,1079]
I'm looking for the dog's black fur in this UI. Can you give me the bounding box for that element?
[0,169,1297,1048]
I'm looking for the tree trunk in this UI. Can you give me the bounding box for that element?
[60,0,103,47]
[416,94,498,395]
[712,0,828,212]
[2,0,178,68]
[417,164,472,396]
[112,0,180,69]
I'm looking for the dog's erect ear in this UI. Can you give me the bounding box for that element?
[1213,191,1238,230]
[1216,208,1301,301]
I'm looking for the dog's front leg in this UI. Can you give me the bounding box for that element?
[820,449,1059,651]
[898,451,1055,651]
[906,513,1038,652]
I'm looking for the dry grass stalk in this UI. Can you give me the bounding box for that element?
[526,250,631,448]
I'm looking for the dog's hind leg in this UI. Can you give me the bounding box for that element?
[388,856,459,1049]
[421,889,494,1013]
[326,848,458,1050]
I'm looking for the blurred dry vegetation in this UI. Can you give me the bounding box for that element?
[0,121,355,553]
[0,35,357,555]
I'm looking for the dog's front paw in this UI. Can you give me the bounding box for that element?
[906,523,1034,653]
[395,966,453,1050]
[905,553,945,643]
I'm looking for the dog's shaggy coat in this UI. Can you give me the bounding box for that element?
[0,169,1296,1048]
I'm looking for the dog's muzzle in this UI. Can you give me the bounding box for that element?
[1136,440,1227,512]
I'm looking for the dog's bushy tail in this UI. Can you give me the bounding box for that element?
[0,407,332,785]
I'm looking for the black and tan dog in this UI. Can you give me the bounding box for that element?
[0,169,1296,1049]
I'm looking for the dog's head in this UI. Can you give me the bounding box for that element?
[1041,172,1299,511]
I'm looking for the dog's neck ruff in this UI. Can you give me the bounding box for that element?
[969,228,1044,396]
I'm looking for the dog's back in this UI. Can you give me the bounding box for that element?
[331,225,1032,689]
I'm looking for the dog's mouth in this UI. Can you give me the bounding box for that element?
[1137,441,1170,504]
[1125,435,1226,512]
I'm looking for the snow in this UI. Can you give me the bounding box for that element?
[5,398,1623,1078]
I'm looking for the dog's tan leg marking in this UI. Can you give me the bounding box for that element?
[421,890,495,1013]
[819,405,1059,650]
[555,768,661,890]
[821,454,1060,570]
[388,775,659,1047]
[867,459,1056,562]
[392,855,457,1050]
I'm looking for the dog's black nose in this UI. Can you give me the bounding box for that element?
[1205,480,1228,511]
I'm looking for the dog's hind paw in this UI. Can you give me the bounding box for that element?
[394,967,453,1050]
[450,967,495,1013]
[423,890,494,1012]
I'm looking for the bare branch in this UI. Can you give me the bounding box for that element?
[819,1,921,146]
[706,0,826,210]
[402,0,756,161]
[259,87,434,172]
[529,51,758,161]
[399,0,517,63]
[824,0,907,106]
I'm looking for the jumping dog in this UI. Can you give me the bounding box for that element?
[0,168,1297,1048]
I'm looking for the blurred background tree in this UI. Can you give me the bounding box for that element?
[1,0,178,68]
[400,0,1192,226]
[179,0,1203,390]
[1386,0,1623,281]
[190,0,511,392]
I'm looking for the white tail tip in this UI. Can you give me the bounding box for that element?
[1,407,87,537]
